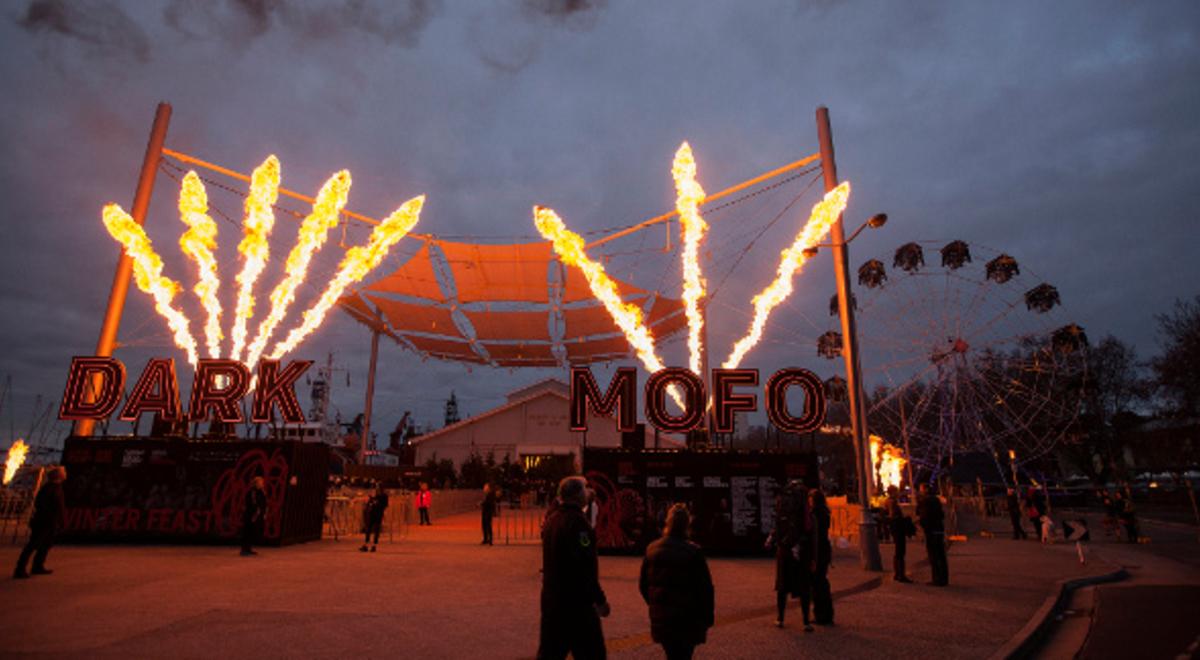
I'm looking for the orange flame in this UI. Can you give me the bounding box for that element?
[102,204,199,365]
[723,182,850,369]
[672,142,708,377]
[230,156,281,363]
[244,170,351,372]
[4,440,29,485]
[870,434,908,492]
[536,206,684,409]
[178,171,224,358]
[270,195,425,359]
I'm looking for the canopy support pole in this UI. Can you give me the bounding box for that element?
[360,328,381,466]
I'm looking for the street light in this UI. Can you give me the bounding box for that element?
[801,214,887,258]
[815,106,884,572]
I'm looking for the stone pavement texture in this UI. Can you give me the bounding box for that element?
[0,509,1126,659]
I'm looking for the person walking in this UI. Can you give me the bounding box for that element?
[538,476,610,660]
[241,476,267,556]
[809,486,836,624]
[14,466,67,579]
[1100,490,1120,538]
[768,481,814,631]
[917,483,949,586]
[360,482,389,552]
[1006,488,1027,540]
[639,504,714,660]
[885,485,913,583]
[416,482,432,526]
[480,483,497,546]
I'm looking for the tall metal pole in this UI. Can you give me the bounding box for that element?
[74,103,173,438]
[816,106,882,571]
[360,328,381,466]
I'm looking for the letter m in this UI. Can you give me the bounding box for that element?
[570,367,637,432]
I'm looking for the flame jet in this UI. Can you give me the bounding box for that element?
[723,182,850,369]
[270,196,425,359]
[178,171,223,358]
[4,440,29,485]
[230,156,281,363]
[244,170,351,372]
[672,142,708,378]
[536,206,685,409]
[102,204,199,364]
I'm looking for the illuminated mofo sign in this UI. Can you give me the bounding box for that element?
[570,366,826,435]
[58,357,312,425]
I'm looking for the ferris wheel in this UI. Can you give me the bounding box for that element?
[819,240,1087,483]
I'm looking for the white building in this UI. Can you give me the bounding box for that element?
[410,378,683,470]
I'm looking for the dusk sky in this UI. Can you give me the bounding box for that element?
[2,1,1198,450]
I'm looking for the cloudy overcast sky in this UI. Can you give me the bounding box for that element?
[2,0,1198,447]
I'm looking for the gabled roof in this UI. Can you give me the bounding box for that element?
[407,387,571,447]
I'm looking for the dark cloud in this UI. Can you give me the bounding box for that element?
[17,0,150,63]
[162,0,442,48]
[521,0,607,29]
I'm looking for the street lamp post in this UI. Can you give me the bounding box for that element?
[816,106,883,572]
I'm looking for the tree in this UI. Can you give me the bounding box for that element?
[1060,334,1149,484]
[1150,295,1200,417]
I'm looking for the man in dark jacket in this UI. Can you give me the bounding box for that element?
[539,476,609,660]
[241,476,267,556]
[1006,488,1027,540]
[480,483,497,546]
[639,504,714,660]
[14,466,67,579]
[361,482,389,553]
[916,483,949,586]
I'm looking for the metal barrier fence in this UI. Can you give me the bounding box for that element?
[495,505,548,544]
[2,487,33,544]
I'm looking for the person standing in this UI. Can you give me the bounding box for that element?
[241,476,267,556]
[480,483,497,546]
[416,482,432,526]
[1006,488,1027,540]
[639,504,714,660]
[539,476,610,660]
[769,481,814,631]
[14,466,67,579]
[361,482,389,552]
[917,483,948,586]
[810,486,836,624]
[1116,491,1139,543]
[885,485,913,583]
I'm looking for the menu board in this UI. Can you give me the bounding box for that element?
[583,448,817,555]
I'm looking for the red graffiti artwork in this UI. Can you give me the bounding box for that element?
[211,449,289,538]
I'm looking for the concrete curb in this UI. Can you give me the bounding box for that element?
[989,568,1130,660]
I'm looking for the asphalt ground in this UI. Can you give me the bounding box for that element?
[0,510,1133,659]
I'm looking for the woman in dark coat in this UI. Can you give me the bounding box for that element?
[809,487,836,624]
[769,482,814,631]
[639,504,715,660]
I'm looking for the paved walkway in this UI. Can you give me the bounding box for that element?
[0,510,1131,659]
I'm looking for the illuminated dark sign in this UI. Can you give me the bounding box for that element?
[570,366,825,434]
[59,357,312,425]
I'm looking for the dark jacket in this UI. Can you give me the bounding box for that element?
[541,503,607,616]
[242,487,267,526]
[30,481,66,531]
[917,492,945,534]
[367,491,389,522]
[639,534,715,646]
